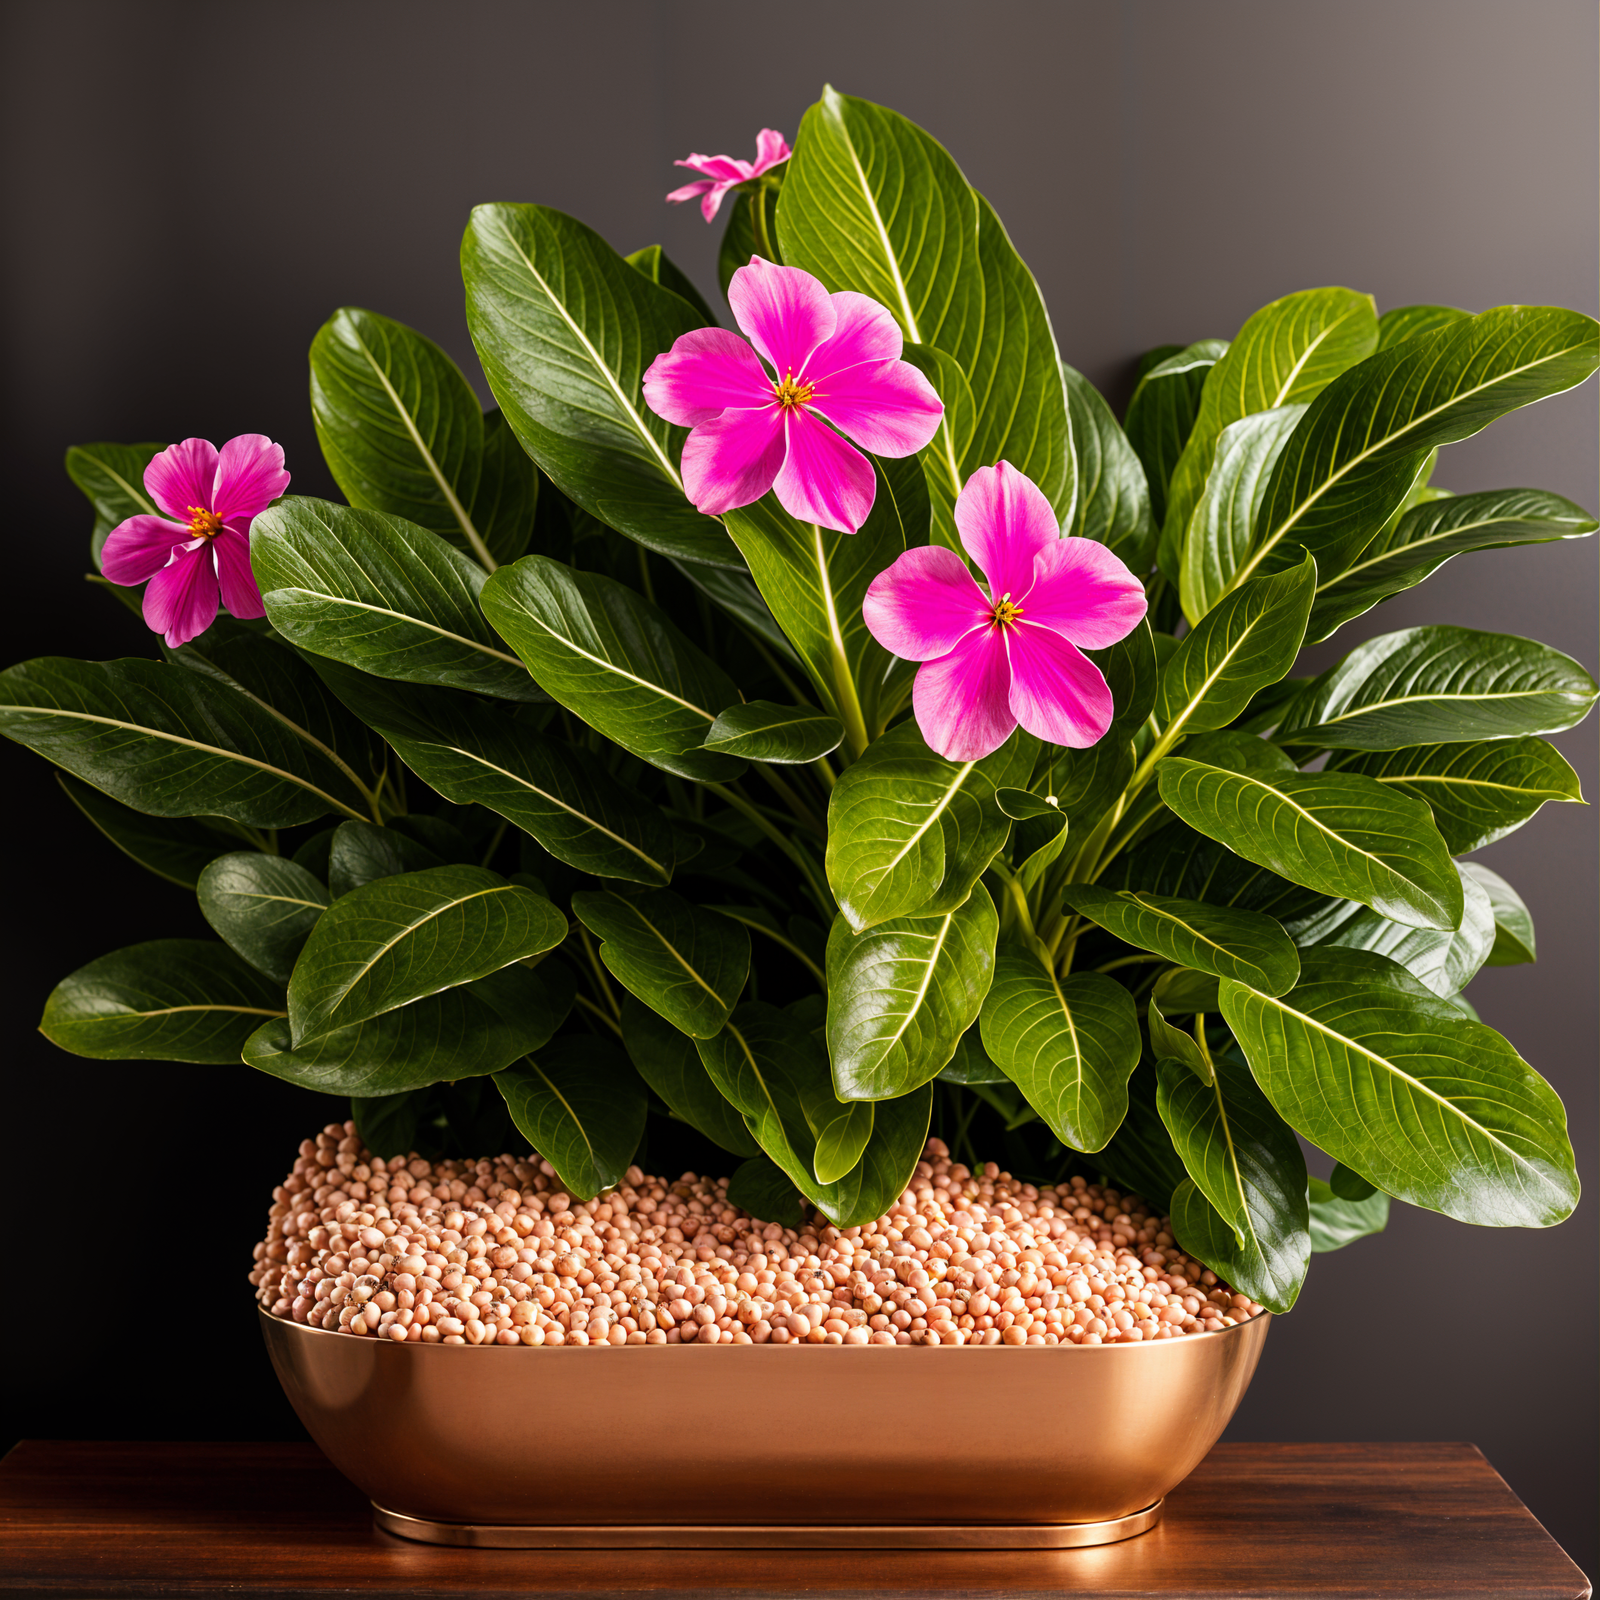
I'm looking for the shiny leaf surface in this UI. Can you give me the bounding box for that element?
[621,993,759,1157]
[197,852,329,983]
[704,700,844,763]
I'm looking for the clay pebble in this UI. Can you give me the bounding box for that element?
[252,1125,1266,1347]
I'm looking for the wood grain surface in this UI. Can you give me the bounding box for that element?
[0,1439,1589,1598]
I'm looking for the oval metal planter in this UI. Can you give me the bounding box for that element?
[261,1306,1269,1548]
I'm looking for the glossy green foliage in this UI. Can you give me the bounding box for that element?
[251,498,539,700]
[825,886,998,1100]
[463,202,738,568]
[1128,339,1227,544]
[66,440,166,567]
[1222,948,1578,1228]
[481,555,745,783]
[1308,1176,1390,1253]
[1062,363,1155,569]
[57,773,243,888]
[1460,862,1537,966]
[42,939,286,1063]
[0,656,369,828]
[620,994,759,1157]
[197,853,329,983]
[289,866,566,1043]
[310,306,537,569]
[704,701,844,763]
[572,889,748,1038]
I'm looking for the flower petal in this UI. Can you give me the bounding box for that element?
[752,129,791,173]
[643,329,775,426]
[1007,623,1114,748]
[699,182,739,223]
[142,545,221,649]
[728,258,836,378]
[954,460,1060,603]
[1021,537,1149,648]
[144,438,219,520]
[99,514,193,585]
[666,177,716,203]
[912,627,1018,762]
[810,358,945,458]
[680,405,786,515]
[214,528,266,619]
[807,292,904,377]
[211,434,289,522]
[674,153,752,184]
[862,545,991,662]
[772,409,876,534]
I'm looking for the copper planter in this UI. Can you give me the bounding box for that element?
[261,1306,1268,1549]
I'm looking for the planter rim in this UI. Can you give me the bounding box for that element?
[260,1302,1269,1351]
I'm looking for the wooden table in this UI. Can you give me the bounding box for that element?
[0,1439,1588,1598]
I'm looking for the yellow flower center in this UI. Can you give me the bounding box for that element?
[773,371,815,410]
[186,505,225,539]
[991,592,1024,628]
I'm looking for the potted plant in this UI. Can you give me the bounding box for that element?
[3,86,1591,1546]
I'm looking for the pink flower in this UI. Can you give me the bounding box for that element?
[642,258,944,535]
[100,435,289,650]
[666,128,791,222]
[862,462,1148,761]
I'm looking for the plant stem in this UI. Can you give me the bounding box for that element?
[576,926,620,1019]
[574,991,624,1038]
[754,763,825,836]
[1095,952,1164,974]
[706,781,832,910]
[747,184,776,261]
[636,545,656,605]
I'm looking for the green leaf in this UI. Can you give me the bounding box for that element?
[245,962,572,1094]
[1127,338,1227,556]
[1178,405,1308,624]
[937,1025,1009,1085]
[1306,488,1597,642]
[250,498,539,701]
[1001,788,1069,893]
[1061,885,1299,995]
[1099,1064,1188,1212]
[1330,1162,1377,1200]
[462,202,740,569]
[1277,626,1599,749]
[722,459,915,751]
[1231,305,1600,600]
[776,89,1069,517]
[620,993,759,1157]
[0,656,368,827]
[813,1099,876,1185]
[571,888,749,1038]
[309,306,530,569]
[718,186,782,297]
[1295,861,1496,997]
[168,616,382,797]
[1164,287,1379,566]
[1158,1055,1310,1312]
[66,441,165,567]
[704,700,844,763]
[1375,304,1469,350]
[1156,552,1315,739]
[289,865,566,1043]
[311,661,679,887]
[1460,861,1537,965]
[698,1001,932,1227]
[1147,992,1212,1084]
[326,819,444,898]
[197,853,329,983]
[825,886,998,1100]
[480,554,745,783]
[725,1155,809,1228]
[826,722,1032,931]
[624,243,719,325]
[1062,363,1155,569]
[1152,965,1222,1016]
[978,948,1141,1152]
[1158,757,1462,931]
[496,1037,648,1201]
[1329,736,1584,853]
[1308,1175,1390,1252]
[42,939,285,1063]
[56,773,244,888]
[1221,947,1578,1227]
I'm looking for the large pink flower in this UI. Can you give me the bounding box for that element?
[100,435,288,650]
[863,462,1148,761]
[642,258,943,535]
[666,128,791,222]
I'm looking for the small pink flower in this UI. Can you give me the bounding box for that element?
[642,258,943,535]
[863,462,1148,761]
[100,435,289,649]
[666,128,791,222]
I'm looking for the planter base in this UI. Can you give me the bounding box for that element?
[372,1499,1164,1549]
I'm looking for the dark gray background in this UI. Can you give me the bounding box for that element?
[2,0,1594,1576]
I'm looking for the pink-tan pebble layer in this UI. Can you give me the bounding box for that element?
[252,1123,1266,1348]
